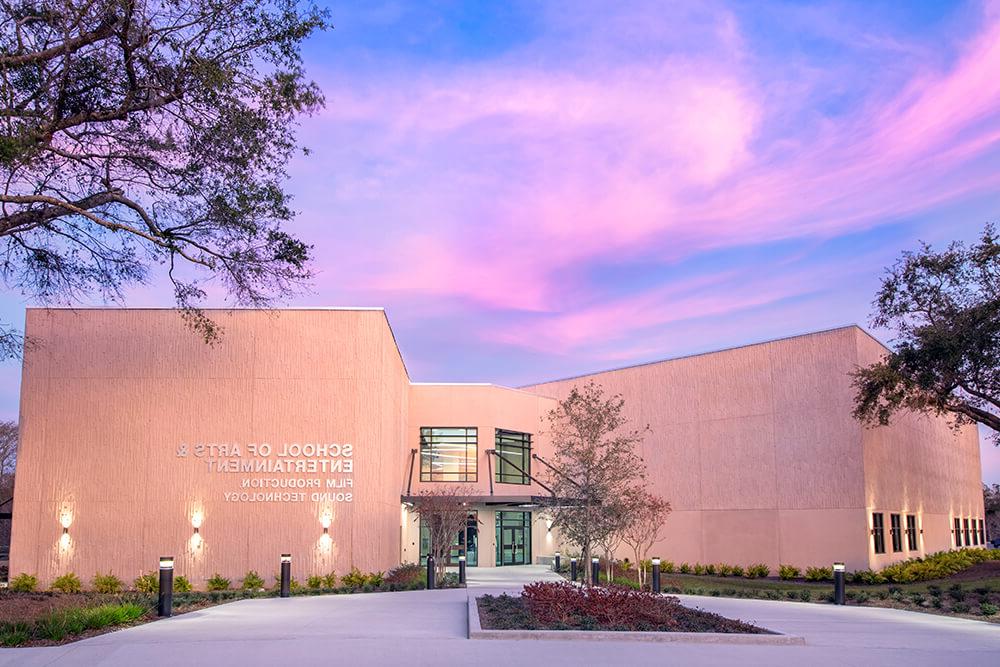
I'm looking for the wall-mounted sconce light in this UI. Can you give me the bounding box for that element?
[546,519,553,533]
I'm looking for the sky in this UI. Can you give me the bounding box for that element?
[1,0,999,481]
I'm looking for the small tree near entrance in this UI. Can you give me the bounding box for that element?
[410,487,472,581]
[621,490,672,590]
[540,381,650,584]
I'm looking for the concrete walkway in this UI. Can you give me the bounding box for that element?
[1,572,997,666]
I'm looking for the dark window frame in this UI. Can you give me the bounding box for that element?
[905,515,918,551]
[494,428,532,485]
[964,518,971,546]
[955,517,963,547]
[872,512,885,554]
[980,519,986,545]
[890,513,903,553]
[419,426,478,482]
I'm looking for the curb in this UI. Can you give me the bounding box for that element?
[467,595,806,645]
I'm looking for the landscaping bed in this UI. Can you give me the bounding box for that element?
[477,582,771,633]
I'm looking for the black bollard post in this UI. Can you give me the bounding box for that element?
[554,551,561,573]
[157,556,174,617]
[570,557,578,582]
[458,555,466,585]
[652,557,661,594]
[591,557,600,585]
[833,562,846,605]
[426,555,436,590]
[280,554,291,598]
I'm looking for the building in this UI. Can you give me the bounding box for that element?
[10,308,985,586]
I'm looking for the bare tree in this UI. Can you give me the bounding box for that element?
[0,0,330,355]
[621,489,671,590]
[410,486,473,581]
[0,421,14,502]
[540,381,649,584]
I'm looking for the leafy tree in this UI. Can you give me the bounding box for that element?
[852,224,1000,444]
[410,486,473,581]
[540,381,649,583]
[985,483,1000,543]
[621,489,671,590]
[0,0,329,357]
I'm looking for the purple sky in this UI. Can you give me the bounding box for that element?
[1,0,998,481]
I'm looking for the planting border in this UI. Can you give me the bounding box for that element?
[467,595,805,644]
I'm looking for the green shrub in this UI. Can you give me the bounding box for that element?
[805,566,833,582]
[92,573,124,594]
[692,563,705,575]
[850,569,886,585]
[704,563,716,575]
[952,601,970,614]
[174,576,193,592]
[980,602,998,616]
[368,571,384,587]
[241,571,265,590]
[206,573,231,591]
[9,573,38,592]
[678,562,691,574]
[32,603,145,643]
[716,563,732,577]
[745,563,770,579]
[855,591,870,603]
[778,564,800,580]
[798,589,812,602]
[133,572,157,594]
[307,575,323,589]
[873,548,999,584]
[322,572,338,588]
[342,567,369,588]
[51,573,82,593]
[730,565,744,577]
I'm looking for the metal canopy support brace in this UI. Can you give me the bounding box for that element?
[406,448,417,496]
[487,448,556,497]
[531,453,583,491]
[487,449,494,495]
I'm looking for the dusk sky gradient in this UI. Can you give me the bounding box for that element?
[2,0,999,481]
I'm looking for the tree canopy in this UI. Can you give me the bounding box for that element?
[852,224,999,444]
[0,0,329,356]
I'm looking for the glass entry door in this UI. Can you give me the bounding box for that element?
[496,511,531,566]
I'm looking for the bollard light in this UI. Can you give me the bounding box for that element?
[458,555,467,585]
[280,554,292,598]
[570,557,578,582]
[652,557,661,594]
[833,562,846,605]
[157,556,174,617]
[554,551,561,573]
[426,555,436,590]
[591,557,600,585]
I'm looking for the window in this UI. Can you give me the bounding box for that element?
[872,512,885,554]
[906,515,918,551]
[419,511,479,566]
[972,518,979,546]
[420,427,477,482]
[890,514,902,552]
[964,518,971,546]
[980,519,986,545]
[954,517,963,547]
[495,429,531,485]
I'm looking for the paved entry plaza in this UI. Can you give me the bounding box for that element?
[2,566,998,666]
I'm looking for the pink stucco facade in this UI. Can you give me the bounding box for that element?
[10,309,985,586]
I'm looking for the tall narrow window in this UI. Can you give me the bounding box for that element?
[890,513,902,553]
[494,429,531,485]
[972,519,979,545]
[964,518,971,546]
[980,519,986,545]
[872,512,885,554]
[906,515,918,551]
[419,427,477,482]
[954,517,963,547]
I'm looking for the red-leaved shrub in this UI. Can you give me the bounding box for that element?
[522,581,681,630]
